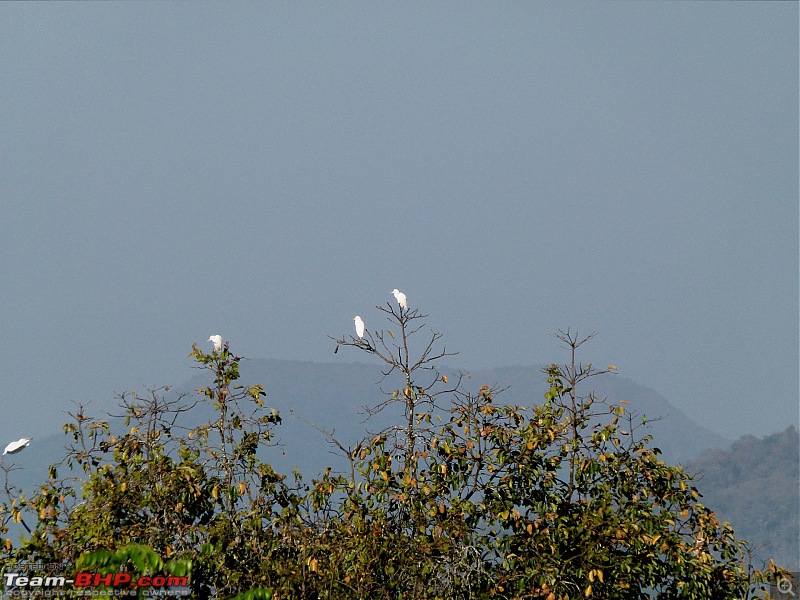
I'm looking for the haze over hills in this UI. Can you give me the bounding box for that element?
[170,359,733,472]
[5,358,732,484]
[456,365,731,464]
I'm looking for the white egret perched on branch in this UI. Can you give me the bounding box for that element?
[3,438,31,456]
[353,315,365,339]
[208,335,223,352]
[391,289,408,311]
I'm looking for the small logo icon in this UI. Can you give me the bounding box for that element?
[773,573,799,598]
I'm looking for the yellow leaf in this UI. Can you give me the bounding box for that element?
[768,559,777,573]
[607,365,617,370]
[585,584,592,597]
[442,375,448,383]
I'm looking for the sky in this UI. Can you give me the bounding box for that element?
[0,3,797,444]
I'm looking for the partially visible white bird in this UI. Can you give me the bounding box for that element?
[391,289,408,311]
[354,315,365,339]
[208,335,223,352]
[3,438,31,456]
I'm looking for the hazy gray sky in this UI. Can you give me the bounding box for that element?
[1,3,796,443]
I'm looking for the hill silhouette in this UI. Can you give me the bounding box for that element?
[6,359,730,494]
[169,359,732,475]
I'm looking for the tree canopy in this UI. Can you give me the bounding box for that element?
[0,304,791,599]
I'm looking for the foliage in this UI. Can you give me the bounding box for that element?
[0,342,284,598]
[0,303,791,599]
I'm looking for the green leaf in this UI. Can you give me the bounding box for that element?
[228,590,273,600]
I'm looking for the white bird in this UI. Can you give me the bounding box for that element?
[3,438,31,456]
[208,335,223,352]
[391,289,408,311]
[353,315,365,338]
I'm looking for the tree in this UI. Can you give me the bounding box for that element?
[0,303,791,599]
[325,310,789,599]
[1,342,284,599]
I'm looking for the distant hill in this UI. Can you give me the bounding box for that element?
[8,358,731,491]
[687,426,800,571]
[462,365,731,464]
[171,359,731,473]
